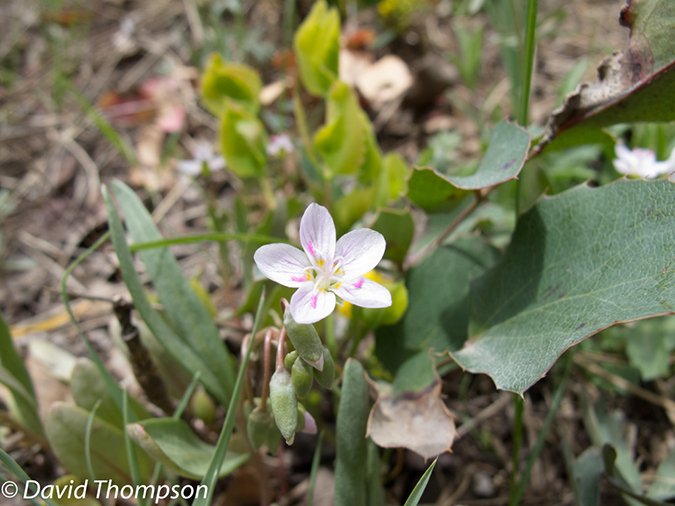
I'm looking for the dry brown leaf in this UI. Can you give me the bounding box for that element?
[366,377,456,459]
[356,55,413,111]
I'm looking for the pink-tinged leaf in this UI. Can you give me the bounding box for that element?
[290,283,336,324]
[333,277,391,309]
[335,228,386,277]
[299,203,336,262]
[253,244,310,288]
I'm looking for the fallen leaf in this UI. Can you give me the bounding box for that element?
[367,377,456,459]
[356,55,413,111]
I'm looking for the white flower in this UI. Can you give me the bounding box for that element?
[613,144,675,179]
[177,141,226,175]
[266,134,295,158]
[254,203,392,324]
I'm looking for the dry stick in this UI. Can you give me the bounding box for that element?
[112,297,175,417]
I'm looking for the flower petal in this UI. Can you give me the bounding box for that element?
[291,282,337,324]
[177,160,202,175]
[335,228,386,277]
[300,203,336,262]
[208,156,226,171]
[254,244,311,287]
[333,277,392,309]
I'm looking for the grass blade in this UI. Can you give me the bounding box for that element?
[192,290,266,506]
[403,458,437,506]
[129,232,290,252]
[84,399,102,482]
[307,430,324,506]
[123,389,146,506]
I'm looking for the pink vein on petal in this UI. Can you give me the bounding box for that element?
[307,241,315,256]
[311,295,318,308]
[353,278,364,289]
[291,276,306,282]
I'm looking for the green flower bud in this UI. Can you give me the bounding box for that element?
[291,358,314,398]
[314,347,336,389]
[190,387,216,425]
[247,407,272,450]
[283,310,324,370]
[269,368,298,444]
[284,350,299,370]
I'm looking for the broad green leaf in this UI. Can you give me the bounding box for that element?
[538,1,675,153]
[382,152,409,202]
[335,359,370,506]
[127,418,248,479]
[200,53,262,116]
[375,238,500,374]
[70,358,151,429]
[111,181,236,404]
[0,312,42,437]
[407,120,530,212]
[315,81,366,177]
[391,350,437,397]
[647,447,675,501]
[452,179,675,394]
[45,403,151,486]
[370,208,414,266]
[403,458,437,506]
[220,101,268,178]
[293,0,340,97]
[621,317,675,380]
[333,186,375,234]
[103,185,230,405]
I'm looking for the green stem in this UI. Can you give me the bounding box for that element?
[293,82,318,166]
[205,184,233,300]
[510,354,572,505]
[129,232,291,252]
[508,394,525,505]
[282,0,296,47]
[324,312,337,361]
[515,0,538,219]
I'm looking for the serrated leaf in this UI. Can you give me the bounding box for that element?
[45,403,151,485]
[127,418,248,480]
[200,53,262,116]
[451,179,675,393]
[538,1,675,153]
[111,181,236,405]
[315,81,366,177]
[220,101,268,178]
[407,120,530,212]
[103,185,231,406]
[335,359,370,506]
[293,0,340,97]
[375,238,500,374]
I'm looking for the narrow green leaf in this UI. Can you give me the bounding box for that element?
[123,389,146,506]
[408,120,531,212]
[0,313,42,437]
[571,448,604,506]
[335,359,370,506]
[403,458,437,506]
[111,180,235,404]
[84,400,102,482]
[452,179,675,393]
[307,430,324,506]
[129,232,290,252]
[0,450,60,506]
[293,0,340,96]
[192,292,266,506]
[127,418,248,480]
[103,185,229,405]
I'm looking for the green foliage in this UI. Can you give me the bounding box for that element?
[45,403,151,486]
[110,181,236,404]
[371,208,414,266]
[126,418,248,479]
[293,0,340,97]
[200,53,262,116]
[220,100,268,178]
[269,368,298,444]
[408,120,531,212]
[449,22,485,90]
[403,458,438,506]
[452,179,675,393]
[0,312,43,437]
[335,359,370,506]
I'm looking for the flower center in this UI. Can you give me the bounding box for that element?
[306,256,345,291]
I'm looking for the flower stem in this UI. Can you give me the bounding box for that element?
[259,329,274,412]
[325,312,337,361]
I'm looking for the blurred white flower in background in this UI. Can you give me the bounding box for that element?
[267,134,295,158]
[613,144,675,179]
[177,141,226,176]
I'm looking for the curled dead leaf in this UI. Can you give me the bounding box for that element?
[366,377,456,459]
